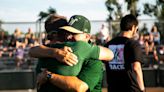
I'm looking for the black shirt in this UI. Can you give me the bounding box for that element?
[104,37,143,92]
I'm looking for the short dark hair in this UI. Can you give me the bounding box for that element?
[120,14,138,31]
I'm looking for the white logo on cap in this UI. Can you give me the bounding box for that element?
[84,29,88,32]
[69,18,78,26]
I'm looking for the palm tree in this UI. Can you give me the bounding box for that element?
[38,7,57,21]
[37,7,57,41]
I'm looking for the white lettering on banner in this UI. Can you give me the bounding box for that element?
[108,44,125,70]
[109,64,125,70]
[69,18,78,25]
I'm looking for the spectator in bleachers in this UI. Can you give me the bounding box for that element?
[25,28,35,45]
[14,44,25,69]
[89,35,97,45]
[150,25,160,45]
[140,23,148,35]
[0,31,11,57]
[7,35,17,57]
[25,34,36,47]
[145,33,154,55]
[0,31,5,57]
[8,35,16,48]
[13,28,22,40]
[40,32,47,45]
[0,31,8,47]
[144,33,159,68]
[0,45,3,57]
[138,34,145,46]
[9,28,25,48]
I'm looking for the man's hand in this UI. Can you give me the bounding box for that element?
[29,45,78,66]
[54,46,78,66]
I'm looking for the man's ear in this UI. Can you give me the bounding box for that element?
[67,34,73,40]
[86,33,91,40]
[131,25,139,34]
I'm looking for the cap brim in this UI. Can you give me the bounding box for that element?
[60,26,83,34]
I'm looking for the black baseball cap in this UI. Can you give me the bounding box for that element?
[45,14,68,33]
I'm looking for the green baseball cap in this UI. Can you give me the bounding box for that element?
[60,15,91,34]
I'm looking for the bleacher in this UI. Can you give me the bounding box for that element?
[0,45,163,90]
[0,47,38,70]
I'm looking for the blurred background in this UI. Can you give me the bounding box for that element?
[0,0,164,92]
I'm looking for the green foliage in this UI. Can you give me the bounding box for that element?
[143,0,164,19]
[48,7,56,14]
[160,5,164,19]
[38,12,48,21]
[125,0,138,10]
[38,7,57,21]
[105,0,121,21]
[105,0,139,21]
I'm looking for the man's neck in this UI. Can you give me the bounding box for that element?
[119,31,132,38]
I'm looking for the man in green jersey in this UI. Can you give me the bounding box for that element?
[29,15,113,92]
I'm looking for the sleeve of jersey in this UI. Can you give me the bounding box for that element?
[88,44,100,59]
[129,41,143,64]
[72,41,100,60]
[77,60,103,91]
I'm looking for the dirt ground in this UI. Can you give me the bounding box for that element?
[102,87,164,92]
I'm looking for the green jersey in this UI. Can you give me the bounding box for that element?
[37,41,100,92]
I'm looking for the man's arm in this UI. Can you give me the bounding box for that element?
[29,45,78,66]
[37,60,103,92]
[98,46,114,61]
[37,70,88,92]
[29,45,54,58]
[74,42,113,61]
[50,74,88,92]
[132,61,145,91]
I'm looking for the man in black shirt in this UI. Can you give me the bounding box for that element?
[105,14,145,92]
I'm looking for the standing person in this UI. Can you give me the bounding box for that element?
[104,14,145,92]
[29,15,114,92]
[98,23,110,45]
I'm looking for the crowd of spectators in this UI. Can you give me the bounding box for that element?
[0,28,40,69]
[0,24,163,69]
